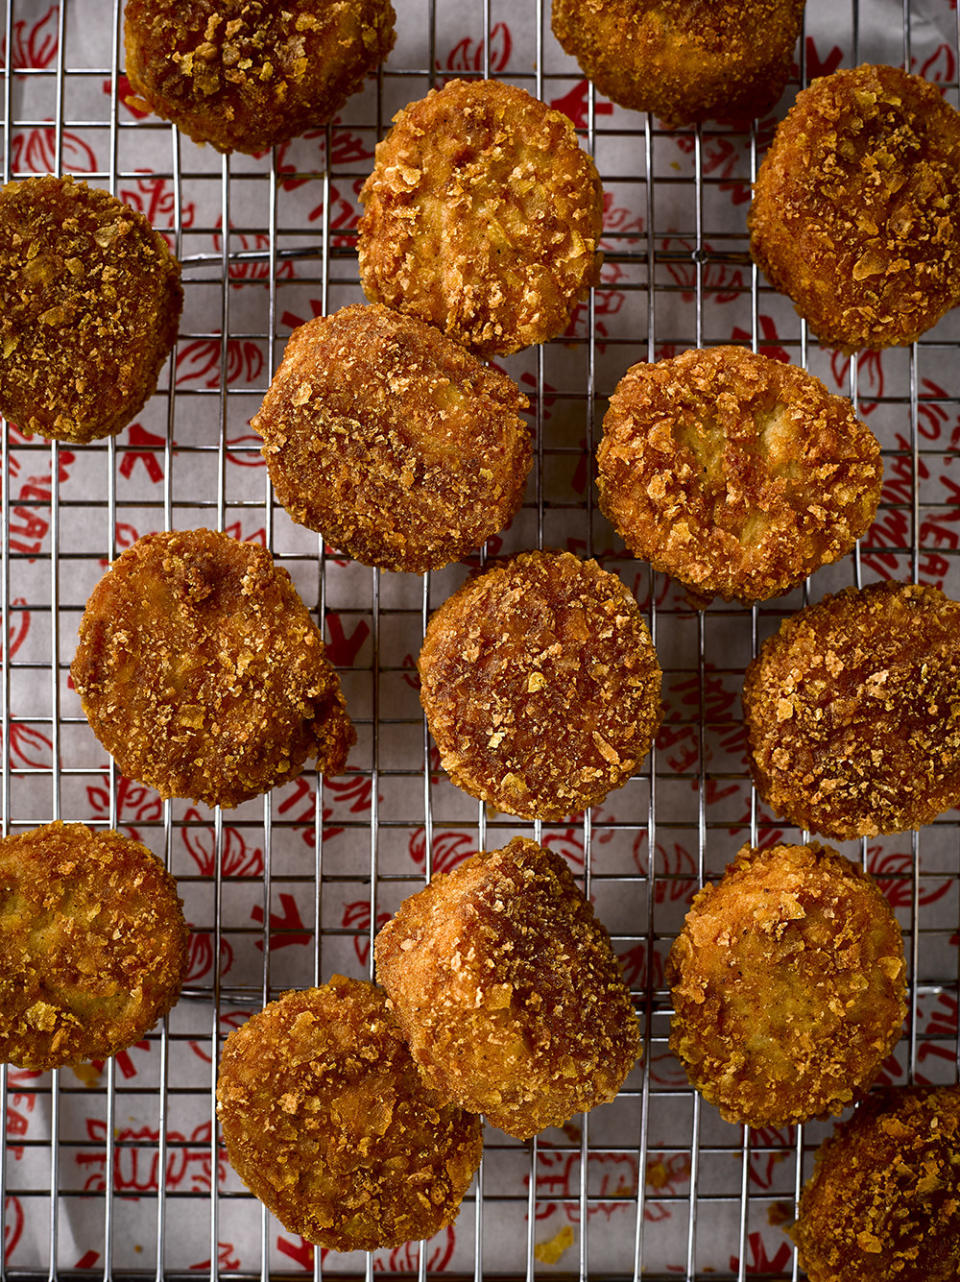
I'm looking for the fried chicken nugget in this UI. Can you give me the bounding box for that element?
[750,64,960,350]
[251,303,532,573]
[124,0,396,155]
[597,347,882,604]
[0,174,182,444]
[358,79,603,357]
[375,837,640,1140]
[742,581,960,840]
[216,977,482,1250]
[0,822,188,1070]
[791,1086,960,1282]
[418,551,662,821]
[71,529,354,809]
[667,842,905,1128]
[551,0,805,127]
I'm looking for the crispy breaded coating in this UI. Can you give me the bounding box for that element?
[71,529,354,809]
[667,842,905,1128]
[216,977,482,1250]
[418,551,662,821]
[597,347,882,605]
[251,303,532,573]
[791,1086,960,1281]
[357,79,603,357]
[0,822,188,1070]
[551,0,805,127]
[375,837,640,1140]
[0,174,182,444]
[742,581,960,840]
[124,0,396,155]
[750,64,960,350]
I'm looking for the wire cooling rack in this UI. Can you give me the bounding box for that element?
[2,0,960,1278]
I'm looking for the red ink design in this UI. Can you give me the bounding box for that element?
[252,892,312,950]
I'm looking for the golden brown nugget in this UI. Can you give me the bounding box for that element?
[791,1087,960,1282]
[71,529,354,809]
[597,347,882,604]
[552,0,805,126]
[124,0,396,155]
[0,174,182,444]
[358,78,603,357]
[0,822,188,1070]
[216,977,482,1250]
[750,64,960,350]
[667,842,905,1128]
[251,303,532,573]
[375,837,640,1140]
[742,582,960,840]
[418,550,662,821]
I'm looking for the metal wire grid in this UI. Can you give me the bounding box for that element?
[1,0,960,1278]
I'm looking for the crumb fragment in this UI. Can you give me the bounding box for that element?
[534,1225,576,1265]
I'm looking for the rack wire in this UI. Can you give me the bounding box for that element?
[2,0,960,1278]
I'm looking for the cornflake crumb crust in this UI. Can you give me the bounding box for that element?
[0,174,182,444]
[667,841,906,1127]
[124,0,396,155]
[358,78,603,357]
[791,1087,960,1282]
[216,977,483,1251]
[375,836,641,1140]
[742,581,960,839]
[252,303,532,573]
[597,346,882,604]
[552,0,805,127]
[418,550,662,821]
[0,822,188,1071]
[750,63,960,350]
[71,529,354,809]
